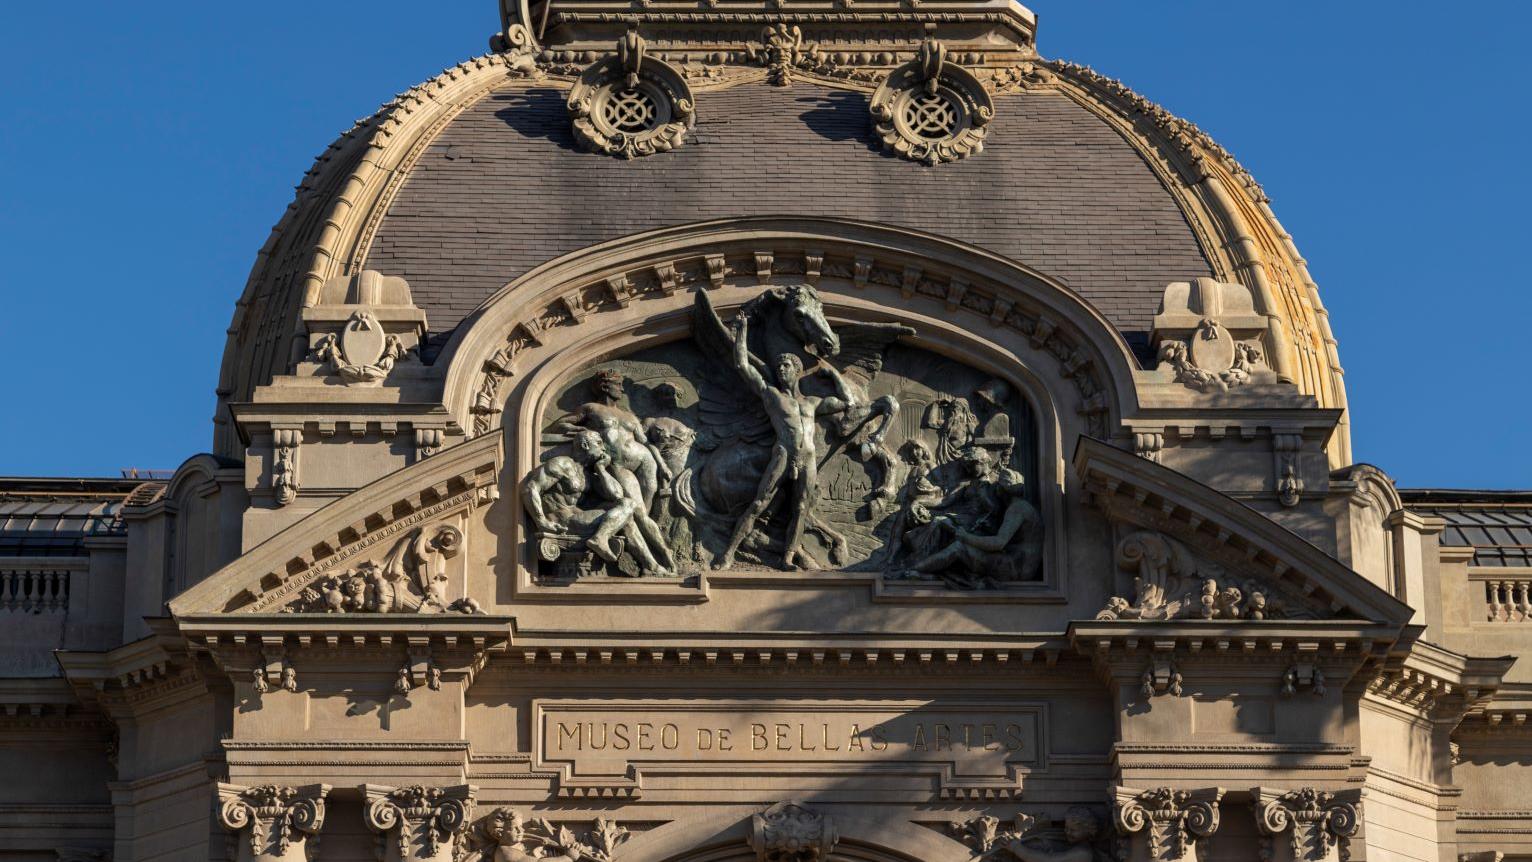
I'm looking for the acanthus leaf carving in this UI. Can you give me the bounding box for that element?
[217,783,330,862]
[750,801,837,862]
[363,784,475,862]
[459,808,631,862]
[284,525,483,615]
[1253,787,1360,862]
[1114,787,1223,862]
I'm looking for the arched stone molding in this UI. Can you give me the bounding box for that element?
[614,808,971,862]
[438,217,1140,602]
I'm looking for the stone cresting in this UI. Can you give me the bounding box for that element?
[217,783,330,862]
[459,808,631,862]
[468,246,1113,443]
[870,38,995,165]
[520,282,1045,586]
[362,784,475,862]
[1253,788,1361,862]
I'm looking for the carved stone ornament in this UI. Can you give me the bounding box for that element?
[1152,278,1276,394]
[1096,530,1285,621]
[459,808,631,862]
[567,28,694,159]
[1140,655,1184,700]
[217,783,330,862]
[950,808,1107,861]
[750,801,837,862]
[314,310,409,384]
[1253,787,1360,862]
[272,429,301,507]
[363,784,475,862]
[1113,787,1223,862]
[284,524,483,614]
[523,282,1044,588]
[870,38,994,165]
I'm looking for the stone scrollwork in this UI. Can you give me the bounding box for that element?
[285,524,483,614]
[363,784,475,862]
[1253,788,1360,862]
[459,808,631,862]
[522,281,1045,588]
[1096,530,1285,621]
[314,310,409,384]
[567,27,694,159]
[750,801,837,862]
[1114,787,1223,862]
[217,783,330,862]
[950,808,1108,861]
[1152,278,1277,394]
[870,38,994,165]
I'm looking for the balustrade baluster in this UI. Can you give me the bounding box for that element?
[1488,580,1504,621]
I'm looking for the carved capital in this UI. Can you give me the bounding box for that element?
[1253,787,1360,862]
[750,801,837,862]
[1114,787,1223,862]
[216,783,329,862]
[362,784,475,862]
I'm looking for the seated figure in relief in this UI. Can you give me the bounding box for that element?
[520,430,674,577]
[898,445,1043,588]
[555,369,671,509]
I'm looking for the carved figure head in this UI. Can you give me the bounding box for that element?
[779,283,839,357]
[774,353,804,388]
[898,439,933,469]
[485,807,525,844]
[958,445,996,479]
[592,369,625,403]
[1063,806,1100,843]
[571,430,607,464]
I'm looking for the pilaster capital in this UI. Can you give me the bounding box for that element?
[1253,787,1361,862]
[362,784,476,862]
[1113,786,1223,861]
[216,783,330,862]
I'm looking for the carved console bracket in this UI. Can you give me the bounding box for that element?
[1253,787,1360,862]
[363,784,476,862]
[751,801,838,862]
[217,783,330,862]
[1114,786,1223,862]
[1140,654,1183,699]
[271,429,301,507]
[870,37,994,165]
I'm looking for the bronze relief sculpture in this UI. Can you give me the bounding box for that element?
[521,282,1043,588]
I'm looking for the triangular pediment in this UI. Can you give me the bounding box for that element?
[168,434,502,617]
[1072,437,1414,628]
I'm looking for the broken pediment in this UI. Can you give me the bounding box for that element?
[167,434,501,617]
[1074,437,1413,627]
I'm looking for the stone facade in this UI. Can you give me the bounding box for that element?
[3,3,1529,861]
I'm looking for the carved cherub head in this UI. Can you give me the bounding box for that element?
[485,808,526,845]
[1062,806,1100,843]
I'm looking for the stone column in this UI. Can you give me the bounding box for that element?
[216,783,330,862]
[362,784,476,862]
[1113,787,1223,862]
[1253,787,1361,862]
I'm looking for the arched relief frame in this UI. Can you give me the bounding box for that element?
[436,218,1146,605]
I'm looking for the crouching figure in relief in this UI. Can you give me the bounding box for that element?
[892,444,1042,588]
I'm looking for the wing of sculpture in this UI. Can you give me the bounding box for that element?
[827,322,915,390]
[691,290,773,445]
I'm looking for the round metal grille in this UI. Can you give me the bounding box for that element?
[901,92,959,141]
[601,87,659,134]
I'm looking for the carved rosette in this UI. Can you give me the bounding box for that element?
[750,801,837,862]
[1114,787,1223,862]
[567,29,694,159]
[1254,788,1360,862]
[363,784,475,862]
[216,783,330,862]
[869,38,994,165]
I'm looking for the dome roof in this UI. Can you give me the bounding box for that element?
[215,6,1350,461]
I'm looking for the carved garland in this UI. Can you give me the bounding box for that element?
[467,247,1113,439]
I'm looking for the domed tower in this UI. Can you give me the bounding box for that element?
[26,5,1527,862]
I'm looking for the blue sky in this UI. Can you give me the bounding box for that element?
[1,2,1527,487]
